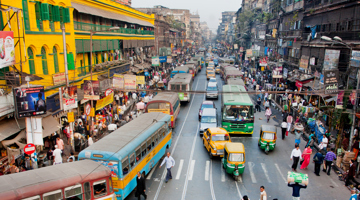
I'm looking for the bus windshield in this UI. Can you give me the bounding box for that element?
[223,105,253,121]
[201,116,216,123]
[146,102,170,113]
[211,134,230,141]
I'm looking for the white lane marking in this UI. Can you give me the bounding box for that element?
[205,160,210,181]
[329,177,339,187]
[188,160,196,180]
[221,161,226,182]
[175,159,184,180]
[274,163,287,183]
[210,160,217,200]
[261,163,272,183]
[147,162,158,180]
[154,78,200,200]
[235,181,243,199]
[248,162,257,183]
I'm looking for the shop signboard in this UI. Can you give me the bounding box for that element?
[299,55,309,70]
[152,56,160,66]
[67,112,74,122]
[234,44,238,49]
[272,67,283,78]
[310,57,316,66]
[112,74,124,89]
[124,75,136,90]
[351,50,360,67]
[14,86,46,118]
[108,63,130,78]
[61,86,77,111]
[159,56,167,63]
[246,49,253,57]
[167,56,172,63]
[336,91,344,109]
[95,93,113,110]
[259,58,267,66]
[283,68,288,78]
[324,69,339,94]
[324,49,340,70]
[0,31,15,68]
[136,76,145,85]
[83,80,100,100]
[53,72,66,85]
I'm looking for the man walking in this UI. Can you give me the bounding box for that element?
[313,150,324,176]
[288,181,307,200]
[259,186,267,200]
[323,148,336,175]
[136,171,147,200]
[159,152,175,183]
[290,144,302,172]
[349,189,358,200]
[52,145,62,165]
[281,120,287,140]
[345,159,358,186]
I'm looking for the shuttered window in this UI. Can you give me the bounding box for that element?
[35,2,43,30]
[41,47,48,75]
[41,3,49,21]
[63,7,70,23]
[53,47,59,73]
[22,0,30,30]
[52,5,60,22]
[28,48,35,75]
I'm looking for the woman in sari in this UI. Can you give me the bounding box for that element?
[300,146,312,170]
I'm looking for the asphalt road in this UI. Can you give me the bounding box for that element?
[126,68,350,200]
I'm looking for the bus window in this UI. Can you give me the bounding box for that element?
[122,156,129,176]
[65,184,82,200]
[84,182,91,200]
[43,190,62,200]
[141,142,147,157]
[147,138,152,151]
[22,196,41,200]
[175,84,180,90]
[182,84,186,91]
[152,134,157,146]
[136,147,141,162]
[93,180,107,198]
[130,153,135,168]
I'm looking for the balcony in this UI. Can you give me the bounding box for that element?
[74,21,154,35]
[285,0,304,13]
[279,30,302,38]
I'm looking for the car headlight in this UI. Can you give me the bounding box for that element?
[223,125,228,128]
[248,126,253,129]
[199,112,202,116]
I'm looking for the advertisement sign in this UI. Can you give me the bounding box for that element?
[320,73,324,84]
[324,49,340,70]
[124,75,136,90]
[336,91,344,109]
[100,79,111,92]
[92,160,119,178]
[309,57,316,66]
[112,74,124,89]
[351,50,360,67]
[84,80,100,100]
[136,76,145,85]
[14,86,46,118]
[350,91,357,105]
[167,56,172,63]
[25,117,43,145]
[152,56,160,66]
[85,103,91,116]
[259,58,267,66]
[61,86,78,111]
[272,67,283,78]
[159,56,167,63]
[246,49,253,57]
[67,112,74,122]
[53,72,66,85]
[296,81,303,88]
[299,55,309,70]
[324,69,339,94]
[108,63,130,78]
[283,68,288,78]
[234,44,238,49]
[95,93,113,110]
[89,107,95,117]
[0,31,15,68]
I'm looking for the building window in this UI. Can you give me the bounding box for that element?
[41,47,48,75]
[49,4,55,31]
[22,0,30,30]
[53,46,59,73]
[35,2,43,30]
[28,48,35,74]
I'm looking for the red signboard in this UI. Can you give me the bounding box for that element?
[85,103,91,116]
[24,143,36,155]
[296,81,303,88]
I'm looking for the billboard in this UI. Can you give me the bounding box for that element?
[124,75,136,90]
[84,80,100,100]
[136,76,145,85]
[96,93,114,110]
[324,69,339,94]
[61,86,78,111]
[152,56,159,66]
[14,86,46,118]
[323,49,340,70]
[0,31,15,69]
[53,72,66,85]
[112,74,124,89]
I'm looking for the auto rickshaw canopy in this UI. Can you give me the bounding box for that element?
[260,125,277,133]
[224,142,245,153]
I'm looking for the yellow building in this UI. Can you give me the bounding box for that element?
[0,0,155,97]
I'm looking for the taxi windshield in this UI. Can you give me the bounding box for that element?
[263,132,275,140]
[208,71,215,75]
[212,134,230,141]
[229,153,244,162]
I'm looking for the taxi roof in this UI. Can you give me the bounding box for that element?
[225,142,245,152]
[208,127,228,134]
[261,125,277,133]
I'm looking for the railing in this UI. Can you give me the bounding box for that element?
[279,30,302,37]
[74,21,154,35]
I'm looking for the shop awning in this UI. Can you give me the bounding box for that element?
[72,2,154,27]
[0,118,25,142]
[42,116,62,138]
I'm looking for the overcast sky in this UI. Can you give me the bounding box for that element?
[132,0,242,33]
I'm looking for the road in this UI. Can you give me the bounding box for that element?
[126,68,350,200]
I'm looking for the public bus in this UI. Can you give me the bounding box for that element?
[186,61,201,73]
[224,68,243,84]
[184,63,197,78]
[219,58,235,65]
[171,66,190,78]
[190,57,203,70]
[168,73,193,102]
[0,160,115,200]
[195,53,205,68]
[78,113,172,200]
[221,85,254,134]
[145,92,180,128]
[220,64,233,79]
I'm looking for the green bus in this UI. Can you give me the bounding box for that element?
[168,73,193,102]
[221,85,254,134]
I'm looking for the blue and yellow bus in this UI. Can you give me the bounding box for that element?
[171,66,190,78]
[78,113,172,200]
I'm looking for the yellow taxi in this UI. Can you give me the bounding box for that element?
[215,66,221,73]
[203,127,231,158]
[207,69,216,79]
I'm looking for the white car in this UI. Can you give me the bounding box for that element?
[206,82,218,99]
[209,78,217,83]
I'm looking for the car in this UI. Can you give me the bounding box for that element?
[199,101,215,120]
[203,127,231,158]
[209,78,217,83]
[206,82,218,99]
[207,70,216,80]
[199,108,217,135]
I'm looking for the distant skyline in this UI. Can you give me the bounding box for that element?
[132,0,242,32]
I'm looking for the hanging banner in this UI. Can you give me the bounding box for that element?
[259,58,267,66]
[336,91,344,109]
[96,93,114,110]
[136,76,145,85]
[124,75,136,90]
[84,80,100,100]
[324,49,340,70]
[320,74,324,84]
[152,56,160,66]
[25,117,43,145]
[14,86,46,118]
[0,31,15,69]
[167,56,172,63]
[272,67,283,78]
[350,91,356,105]
[61,86,78,111]
[159,56,167,63]
[324,69,339,94]
[53,72,66,85]
[67,112,75,122]
[112,74,124,89]
[351,50,360,67]
[299,55,309,70]
[296,81,303,88]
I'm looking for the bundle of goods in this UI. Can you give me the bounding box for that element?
[287,171,309,185]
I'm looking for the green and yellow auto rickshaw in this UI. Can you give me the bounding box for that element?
[222,142,246,181]
[258,125,277,154]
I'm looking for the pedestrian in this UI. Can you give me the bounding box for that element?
[323,148,336,175]
[256,97,262,112]
[114,92,120,105]
[291,144,302,172]
[259,186,267,200]
[159,152,175,183]
[265,107,272,123]
[135,171,147,200]
[281,120,287,140]
[242,195,250,200]
[313,150,324,176]
[56,137,64,151]
[286,114,293,135]
[53,145,63,165]
[320,135,328,153]
[67,152,75,163]
[345,159,358,186]
[88,135,94,146]
[300,146,312,170]
[288,181,307,200]
[264,99,270,110]
[119,92,124,105]
[349,189,358,200]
